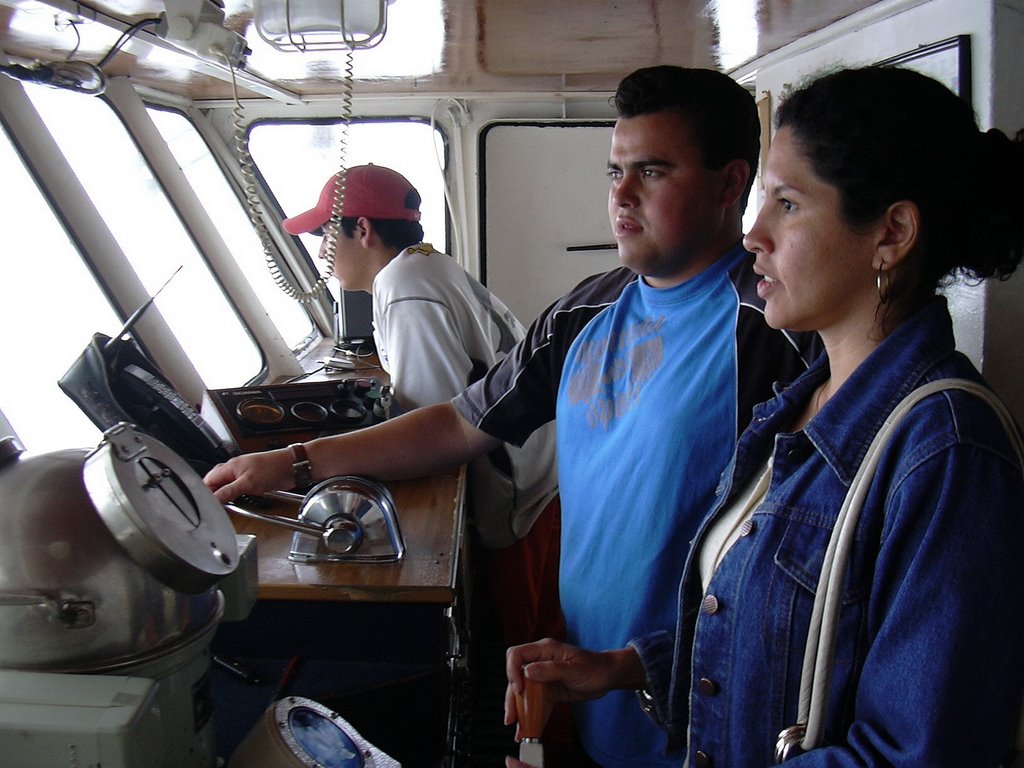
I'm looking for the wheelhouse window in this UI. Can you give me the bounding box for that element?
[0,119,121,453]
[22,85,262,387]
[148,107,314,350]
[0,82,446,455]
[1,82,270,452]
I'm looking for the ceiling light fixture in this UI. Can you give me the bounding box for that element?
[252,0,390,53]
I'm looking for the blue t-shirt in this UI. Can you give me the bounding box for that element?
[453,243,819,767]
[557,249,745,765]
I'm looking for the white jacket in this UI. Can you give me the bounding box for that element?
[372,243,557,547]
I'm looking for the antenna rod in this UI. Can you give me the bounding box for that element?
[105,265,183,350]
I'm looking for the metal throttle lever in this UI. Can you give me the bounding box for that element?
[515,678,547,767]
[224,501,363,554]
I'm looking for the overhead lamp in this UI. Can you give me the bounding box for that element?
[253,0,390,52]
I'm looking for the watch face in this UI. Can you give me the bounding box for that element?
[293,462,313,488]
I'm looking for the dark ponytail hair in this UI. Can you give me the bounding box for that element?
[776,66,1024,324]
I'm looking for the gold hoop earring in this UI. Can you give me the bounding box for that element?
[876,265,891,304]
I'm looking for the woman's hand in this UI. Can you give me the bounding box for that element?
[503,638,646,736]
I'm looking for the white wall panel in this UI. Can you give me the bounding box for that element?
[480,122,620,325]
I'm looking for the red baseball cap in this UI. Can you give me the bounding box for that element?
[282,164,422,235]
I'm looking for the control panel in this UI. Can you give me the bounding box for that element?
[201,378,390,454]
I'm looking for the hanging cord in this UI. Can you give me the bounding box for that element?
[97,18,160,69]
[223,53,338,305]
[55,15,83,61]
[318,46,356,274]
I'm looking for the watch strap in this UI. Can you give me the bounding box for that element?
[288,442,313,488]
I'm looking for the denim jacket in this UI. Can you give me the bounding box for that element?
[630,298,1024,766]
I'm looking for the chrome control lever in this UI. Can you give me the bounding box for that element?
[224,502,363,554]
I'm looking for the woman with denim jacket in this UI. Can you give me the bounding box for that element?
[504,65,1024,767]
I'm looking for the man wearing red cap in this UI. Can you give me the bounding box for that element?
[283,164,562,646]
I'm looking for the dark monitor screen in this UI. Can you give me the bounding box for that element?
[336,289,374,349]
